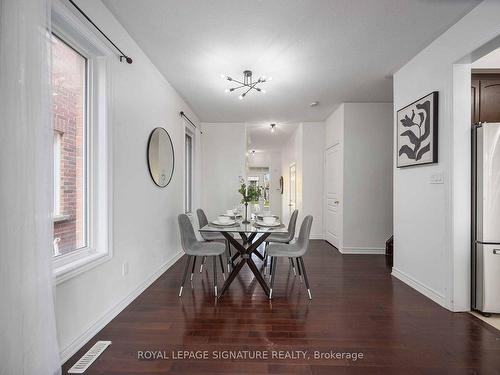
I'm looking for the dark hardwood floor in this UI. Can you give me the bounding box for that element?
[63,240,500,374]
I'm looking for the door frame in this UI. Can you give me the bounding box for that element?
[289,162,296,217]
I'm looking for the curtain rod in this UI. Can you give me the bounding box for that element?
[180,111,201,133]
[67,0,133,64]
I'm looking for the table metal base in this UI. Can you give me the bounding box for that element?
[218,231,270,298]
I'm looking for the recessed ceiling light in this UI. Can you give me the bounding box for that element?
[309,101,319,107]
[270,123,276,133]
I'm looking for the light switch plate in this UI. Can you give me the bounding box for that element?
[430,172,444,184]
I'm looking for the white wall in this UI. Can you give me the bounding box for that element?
[325,103,393,254]
[200,123,246,220]
[343,103,393,251]
[56,0,200,362]
[392,0,500,311]
[325,104,344,148]
[281,123,324,238]
[301,122,325,238]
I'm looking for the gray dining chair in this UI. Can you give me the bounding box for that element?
[178,214,226,297]
[263,209,299,276]
[267,215,313,300]
[196,208,233,273]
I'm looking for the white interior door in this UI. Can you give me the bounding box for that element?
[325,145,340,248]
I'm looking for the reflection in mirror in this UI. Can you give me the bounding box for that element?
[147,127,174,187]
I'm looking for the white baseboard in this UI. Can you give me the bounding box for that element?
[340,247,385,254]
[309,234,324,240]
[391,267,448,308]
[59,250,183,364]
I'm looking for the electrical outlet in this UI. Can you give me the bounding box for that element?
[122,262,129,277]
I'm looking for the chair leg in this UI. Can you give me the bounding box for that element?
[269,256,277,299]
[268,256,274,281]
[179,255,192,297]
[190,256,197,281]
[299,257,312,300]
[219,255,226,280]
[263,242,268,275]
[289,258,297,276]
[226,240,232,272]
[199,256,206,273]
[213,256,218,297]
[295,256,302,282]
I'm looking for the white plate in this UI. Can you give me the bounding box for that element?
[255,220,282,227]
[211,219,236,226]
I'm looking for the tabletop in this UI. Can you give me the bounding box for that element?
[199,221,288,234]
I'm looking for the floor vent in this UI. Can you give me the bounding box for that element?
[68,340,111,374]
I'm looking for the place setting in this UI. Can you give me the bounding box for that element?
[209,213,240,228]
[253,214,284,228]
[220,208,242,220]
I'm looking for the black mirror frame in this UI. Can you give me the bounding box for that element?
[147,127,175,188]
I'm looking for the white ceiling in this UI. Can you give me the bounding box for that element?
[104,0,480,123]
[473,47,500,69]
[247,122,298,152]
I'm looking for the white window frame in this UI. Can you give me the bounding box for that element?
[52,0,113,284]
[184,126,195,214]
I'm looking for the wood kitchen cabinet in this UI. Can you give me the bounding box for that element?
[472,74,500,124]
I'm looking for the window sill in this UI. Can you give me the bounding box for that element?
[54,251,111,285]
[53,214,71,223]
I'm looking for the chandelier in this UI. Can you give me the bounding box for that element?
[221,70,271,100]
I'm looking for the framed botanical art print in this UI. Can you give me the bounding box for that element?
[397,91,438,167]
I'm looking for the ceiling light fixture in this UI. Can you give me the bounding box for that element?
[222,70,271,99]
[270,123,276,133]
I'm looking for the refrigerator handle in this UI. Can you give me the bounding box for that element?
[493,249,500,255]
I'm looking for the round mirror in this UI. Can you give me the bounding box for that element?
[147,127,174,187]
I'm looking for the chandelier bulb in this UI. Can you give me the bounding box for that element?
[238,94,244,100]
[261,89,266,94]
[224,88,230,94]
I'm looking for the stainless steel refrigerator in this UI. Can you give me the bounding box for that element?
[472,122,500,314]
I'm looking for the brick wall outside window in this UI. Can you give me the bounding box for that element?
[52,35,87,254]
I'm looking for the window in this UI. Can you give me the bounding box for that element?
[52,34,88,255]
[185,130,193,213]
[51,1,112,283]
